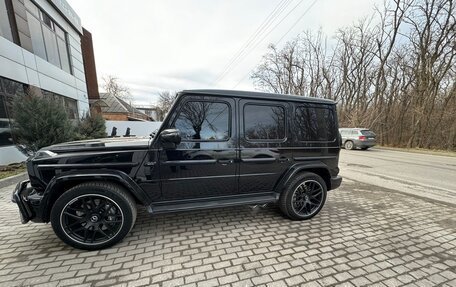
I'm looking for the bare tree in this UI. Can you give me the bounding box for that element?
[252,0,456,151]
[102,75,132,102]
[156,91,177,120]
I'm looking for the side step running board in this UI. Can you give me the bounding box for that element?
[147,193,279,214]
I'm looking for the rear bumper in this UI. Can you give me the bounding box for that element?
[355,141,376,148]
[330,175,342,190]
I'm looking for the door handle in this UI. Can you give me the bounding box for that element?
[218,159,234,165]
[278,157,290,163]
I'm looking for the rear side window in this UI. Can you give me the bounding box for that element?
[294,106,336,142]
[244,104,285,140]
[173,101,230,141]
[361,130,376,137]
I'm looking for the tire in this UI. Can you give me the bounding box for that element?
[344,140,354,150]
[279,172,327,220]
[50,181,137,250]
[361,147,369,150]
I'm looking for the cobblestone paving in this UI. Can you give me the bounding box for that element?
[0,180,455,287]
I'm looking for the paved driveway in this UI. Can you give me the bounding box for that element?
[0,179,455,287]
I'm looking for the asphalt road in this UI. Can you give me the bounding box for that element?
[339,148,456,205]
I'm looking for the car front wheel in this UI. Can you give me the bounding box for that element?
[50,182,137,250]
[279,172,327,220]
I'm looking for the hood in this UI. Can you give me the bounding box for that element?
[41,137,151,154]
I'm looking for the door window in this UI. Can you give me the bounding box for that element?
[173,101,230,141]
[244,104,285,140]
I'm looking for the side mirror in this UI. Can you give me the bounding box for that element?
[159,129,181,149]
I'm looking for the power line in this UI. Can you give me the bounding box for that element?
[233,0,318,89]
[275,0,318,46]
[212,0,291,85]
[218,0,307,86]
[212,0,294,85]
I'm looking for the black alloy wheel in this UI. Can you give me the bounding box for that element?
[291,180,324,217]
[60,194,124,245]
[51,182,137,250]
[280,172,327,220]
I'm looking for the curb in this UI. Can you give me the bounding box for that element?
[0,172,28,189]
[375,146,456,157]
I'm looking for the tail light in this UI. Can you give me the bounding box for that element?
[359,136,366,140]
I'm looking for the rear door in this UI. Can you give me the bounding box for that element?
[238,99,292,194]
[360,129,376,144]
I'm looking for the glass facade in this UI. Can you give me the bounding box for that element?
[0,1,83,150]
[0,78,25,147]
[0,76,79,146]
[0,0,13,41]
[24,0,72,74]
[42,90,78,119]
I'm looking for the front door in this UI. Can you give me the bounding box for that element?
[158,95,237,200]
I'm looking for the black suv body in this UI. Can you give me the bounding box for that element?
[12,90,342,249]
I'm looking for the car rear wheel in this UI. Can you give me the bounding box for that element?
[279,172,327,220]
[50,182,137,250]
[344,140,354,150]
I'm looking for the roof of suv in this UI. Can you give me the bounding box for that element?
[180,89,336,104]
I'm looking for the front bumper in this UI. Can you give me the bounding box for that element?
[330,175,342,190]
[11,180,34,224]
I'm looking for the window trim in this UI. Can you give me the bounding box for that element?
[171,99,232,142]
[294,105,337,143]
[243,102,287,143]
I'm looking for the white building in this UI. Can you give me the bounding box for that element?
[0,0,96,165]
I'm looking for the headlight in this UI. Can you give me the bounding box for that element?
[34,150,58,159]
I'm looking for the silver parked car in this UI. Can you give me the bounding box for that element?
[339,128,376,150]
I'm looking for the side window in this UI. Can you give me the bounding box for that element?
[173,101,230,141]
[244,104,285,140]
[294,106,337,142]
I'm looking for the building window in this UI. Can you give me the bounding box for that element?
[244,104,286,140]
[173,101,230,141]
[0,0,13,41]
[42,90,78,119]
[24,0,72,74]
[294,106,337,142]
[0,77,25,147]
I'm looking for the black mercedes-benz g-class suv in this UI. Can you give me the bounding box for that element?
[12,89,342,250]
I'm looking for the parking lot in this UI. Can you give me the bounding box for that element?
[0,178,455,287]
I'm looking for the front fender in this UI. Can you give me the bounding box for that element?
[274,162,333,193]
[39,169,151,222]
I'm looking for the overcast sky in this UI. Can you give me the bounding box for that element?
[67,0,382,106]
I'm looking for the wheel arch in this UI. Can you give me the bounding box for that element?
[275,163,332,193]
[40,170,150,222]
